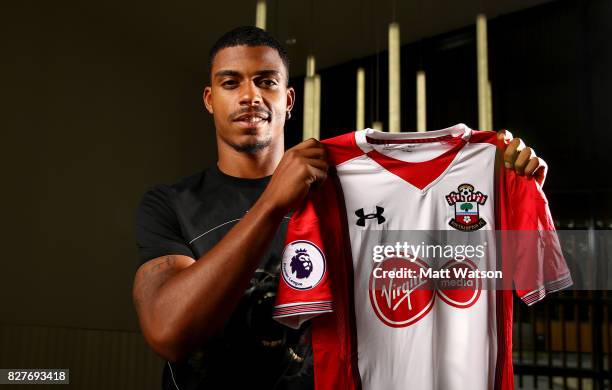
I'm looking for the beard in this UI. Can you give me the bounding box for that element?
[229,132,273,154]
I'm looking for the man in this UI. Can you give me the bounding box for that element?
[133,26,547,390]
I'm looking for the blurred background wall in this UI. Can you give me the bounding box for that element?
[0,0,610,388]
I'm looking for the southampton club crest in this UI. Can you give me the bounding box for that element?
[446,183,488,231]
[281,240,326,290]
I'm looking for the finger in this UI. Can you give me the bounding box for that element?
[298,145,328,159]
[514,147,533,176]
[532,158,548,186]
[303,157,329,172]
[523,156,540,177]
[503,138,525,168]
[534,168,547,187]
[306,165,328,186]
[294,137,321,150]
[497,129,513,142]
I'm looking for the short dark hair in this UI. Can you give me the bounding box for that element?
[209,26,290,82]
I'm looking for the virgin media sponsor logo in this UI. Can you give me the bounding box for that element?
[369,257,484,327]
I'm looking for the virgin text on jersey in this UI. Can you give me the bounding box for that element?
[369,258,482,327]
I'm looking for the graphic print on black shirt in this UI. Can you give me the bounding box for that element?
[136,166,313,390]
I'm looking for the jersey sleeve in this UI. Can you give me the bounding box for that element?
[500,169,573,306]
[272,178,342,329]
[135,185,195,267]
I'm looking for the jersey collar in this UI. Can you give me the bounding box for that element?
[353,124,472,191]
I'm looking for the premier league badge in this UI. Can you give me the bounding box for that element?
[446,183,488,231]
[290,249,313,279]
[281,240,326,290]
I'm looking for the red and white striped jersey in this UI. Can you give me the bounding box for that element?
[273,124,572,390]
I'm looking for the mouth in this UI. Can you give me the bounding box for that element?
[233,113,270,127]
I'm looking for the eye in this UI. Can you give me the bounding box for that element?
[221,79,238,88]
[259,79,278,87]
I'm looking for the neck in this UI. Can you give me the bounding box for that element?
[217,138,284,179]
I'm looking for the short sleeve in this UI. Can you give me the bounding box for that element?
[500,170,573,306]
[135,185,195,266]
[272,181,338,329]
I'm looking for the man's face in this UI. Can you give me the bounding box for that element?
[204,45,294,154]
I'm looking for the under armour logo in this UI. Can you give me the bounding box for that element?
[355,206,386,226]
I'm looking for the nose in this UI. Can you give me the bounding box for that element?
[239,80,262,107]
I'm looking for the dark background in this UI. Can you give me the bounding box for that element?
[0,0,609,388]
[285,0,612,226]
[1,0,608,338]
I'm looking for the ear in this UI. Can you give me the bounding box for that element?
[203,86,213,114]
[286,86,295,113]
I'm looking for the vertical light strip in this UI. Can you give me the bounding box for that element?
[303,77,313,140]
[486,80,493,130]
[416,70,427,132]
[313,74,321,139]
[356,67,365,130]
[372,121,383,131]
[255,0,266,30]
[306,55,315,78]
[303,55,316,140]
[388,22,401,133]
[476,13,489,131]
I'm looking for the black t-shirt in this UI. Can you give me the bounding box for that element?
[135,166,313,390]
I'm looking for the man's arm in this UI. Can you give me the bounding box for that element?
[132,139,327,362]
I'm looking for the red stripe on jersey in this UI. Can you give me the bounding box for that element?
[322,132,365,166]
[494,149,515,390]
[470,130,499,145]
[366,137,466,190]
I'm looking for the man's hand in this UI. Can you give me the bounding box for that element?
[497,129,548,186]
[262,138,329,214]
